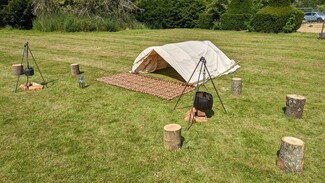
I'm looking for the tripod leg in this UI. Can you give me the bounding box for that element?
[15,75,21,92]
[203,63,227,114]
[28,47,47,87]
[15,44,26,92]
[186,61,204,130]
[173,60,202,110]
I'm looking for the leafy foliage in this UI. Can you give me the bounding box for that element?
[283,9,304,33]
[135,0,206,29]
[31,0,139,31]
[33,14,120,32]
[220,0,254,30]
[269,0,291,6]
[220,13,253,30]
[0,0,34,29]
[250,0,304,33]
[197,0,230,29]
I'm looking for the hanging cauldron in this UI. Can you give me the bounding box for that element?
[24,66,34,76]
[194,91,213,111]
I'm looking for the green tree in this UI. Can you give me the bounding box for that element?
[197,0,230,29]
[136,0,206,29]
[1,0,34,29]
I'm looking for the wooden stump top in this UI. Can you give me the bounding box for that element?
[232,78,242,81]
[282,136,304,146]
[71,63,79,66]
[164,124,181,132]
[286,94,306,100]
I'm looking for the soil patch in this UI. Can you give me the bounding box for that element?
[298,23,324,33]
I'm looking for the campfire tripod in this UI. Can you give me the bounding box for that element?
[173,57,227,130]
[15,42,46,92]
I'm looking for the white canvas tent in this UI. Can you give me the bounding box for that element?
[131,40,240,84]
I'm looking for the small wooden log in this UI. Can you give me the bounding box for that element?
[71,63,80,75]
[276,136,305,173]
[185,108,196,122]
[12,64,24,75]
[164,124,182,151]
[184,108,208,123]
[19,82,43,91]
[285,94,306,119]
[231,78,242,95]
[196,110,206,117]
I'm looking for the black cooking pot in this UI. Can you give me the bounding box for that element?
[24,66,34,76]
[194,91,213,111]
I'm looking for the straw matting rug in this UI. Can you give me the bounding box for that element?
[97,73,194,100]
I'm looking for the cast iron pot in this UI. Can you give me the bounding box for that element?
[194,91,213,111]
[24,66,34,76]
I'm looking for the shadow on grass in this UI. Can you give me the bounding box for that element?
[282,107,286,114]
[41,79,56,87]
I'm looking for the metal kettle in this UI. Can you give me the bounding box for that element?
[24,66,34,76]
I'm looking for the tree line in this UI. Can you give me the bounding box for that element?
[0,0,324,32]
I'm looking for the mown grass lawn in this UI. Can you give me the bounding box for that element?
[0,28,324,182]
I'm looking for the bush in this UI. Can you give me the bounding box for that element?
[250,6,304,33]
[220,0,253,30]
[268,0,291,7]
[0,0,34,29]
[135,0,206,29]
[283,9,304,33]
[33,14,121,32]
[220,13,252,30]
[197,12,214,29]
[197,0,230,30]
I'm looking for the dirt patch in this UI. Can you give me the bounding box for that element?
[297,22,324,33]
[97,73,195,100]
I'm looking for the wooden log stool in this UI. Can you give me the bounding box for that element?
[285,94,306,119]
[276,136,305,173]
[71,63,81,75]
[163,124,182,151]
[231,78,242,95]
[12,64,24,75]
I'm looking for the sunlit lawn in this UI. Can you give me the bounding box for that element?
[0,28,324,182]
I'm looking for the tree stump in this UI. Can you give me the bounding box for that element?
[285,94,306,119]
[277,136,305,173]
[12,64,24,75]
[231,78,242,95]
[71,63,80,75]
[164,124,182,151]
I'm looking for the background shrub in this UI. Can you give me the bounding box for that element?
[135,0,206,29]
[0,0,34,29]
[220,0,253,30]
[33,14,121,32]
[250,0,304,33]
[220,13,252,30]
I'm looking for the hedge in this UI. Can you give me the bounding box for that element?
[220,13,252,30]
[250,6,304,33]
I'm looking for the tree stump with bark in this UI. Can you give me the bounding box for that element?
[71,63,80,75]
[231,78,242,95]
[276,136,305,173]
[12,64,24,75]
[285,94,306,119]
[164,124,182,151]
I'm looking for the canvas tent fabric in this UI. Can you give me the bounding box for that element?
[131,40,240,84]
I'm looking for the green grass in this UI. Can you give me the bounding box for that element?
[0,28,324,182]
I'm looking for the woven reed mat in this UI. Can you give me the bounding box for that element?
[97,73,195,100]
